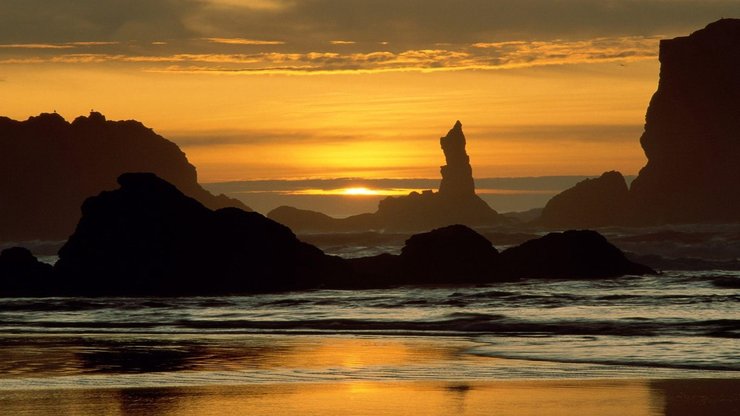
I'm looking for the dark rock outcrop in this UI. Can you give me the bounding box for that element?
[536,19,740,227]
[500,230,656,279]
[2,174,652,296]
[539,171,629,228]
[0,247,54,295]
[629,19,740,225]
[347,226,653,287]
[0,112,248,242]
[399,224,501,284]
[53,173,346,296]
[269,121,503,232]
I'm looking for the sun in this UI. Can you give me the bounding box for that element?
[342,187,379,196]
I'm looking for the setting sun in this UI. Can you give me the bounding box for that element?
[342,187,379,196]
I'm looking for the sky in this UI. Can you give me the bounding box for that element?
[2,0,739,183]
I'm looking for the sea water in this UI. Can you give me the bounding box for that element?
[0,271,737,391]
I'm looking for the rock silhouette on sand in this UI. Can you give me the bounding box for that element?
[269,121,503,232]
[537,19,740,227]
[0,112,248,242]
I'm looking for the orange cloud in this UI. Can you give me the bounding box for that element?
[0,36,660,75]
[206,37,285,45]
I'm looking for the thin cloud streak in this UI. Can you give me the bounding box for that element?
[0,43,74,49]
[205,37,285,45]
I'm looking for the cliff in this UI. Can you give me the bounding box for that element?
[0,112,248,242]
[629,18,740,224]
[537,19,740,227]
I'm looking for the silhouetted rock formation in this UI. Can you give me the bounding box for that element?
[269,121,503,232]
[54,173,346,295]
[399,224,501,284]
[0,112,248,242]
[439,121,475,197]
[500,230,656,279]
[629,19,740,224]
[537,19,740,227]
[0,247,54,296]
[2,174,652,296]
[346,225,653,288]
[539,171,629,227]
[269,205,380,233]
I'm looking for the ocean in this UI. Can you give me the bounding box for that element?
[0,271,737,390]
[1,235,738,415]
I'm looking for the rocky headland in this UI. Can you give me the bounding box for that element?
[0,112,248,242]
[538,19,740,227]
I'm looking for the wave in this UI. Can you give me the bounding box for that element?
[2,315,735,339]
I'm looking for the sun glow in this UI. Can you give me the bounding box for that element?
[342,187,379,196]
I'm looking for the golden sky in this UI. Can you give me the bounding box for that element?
[1,1,738,182]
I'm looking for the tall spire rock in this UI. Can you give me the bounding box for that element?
[439,120,475,197]
[268,120,504,232]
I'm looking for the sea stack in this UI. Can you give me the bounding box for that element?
[439,121,475,197]
[629,19,740,224]
[269,121,504,232]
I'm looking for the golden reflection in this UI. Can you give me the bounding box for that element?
[2,379,719,416]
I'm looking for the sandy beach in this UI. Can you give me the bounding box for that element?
[0,334,737,415]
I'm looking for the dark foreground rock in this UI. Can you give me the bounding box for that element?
[3,174,653,296]
[400,224,501,284]
[269,121,504,232]
[54,173,347,295]
[0,247,54,295]
[347,226,654,288]
[0,112,248,242]
[500,230,656,279]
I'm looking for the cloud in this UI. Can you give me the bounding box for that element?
[168,124,643,149]
[0,36,661,74]
[0,1,736,75]
[0,43,74,49]
[206,37,285,45]
[1,1,738,48]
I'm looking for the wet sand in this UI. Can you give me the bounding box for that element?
[0,334,737,415]
[1,379,738,416]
